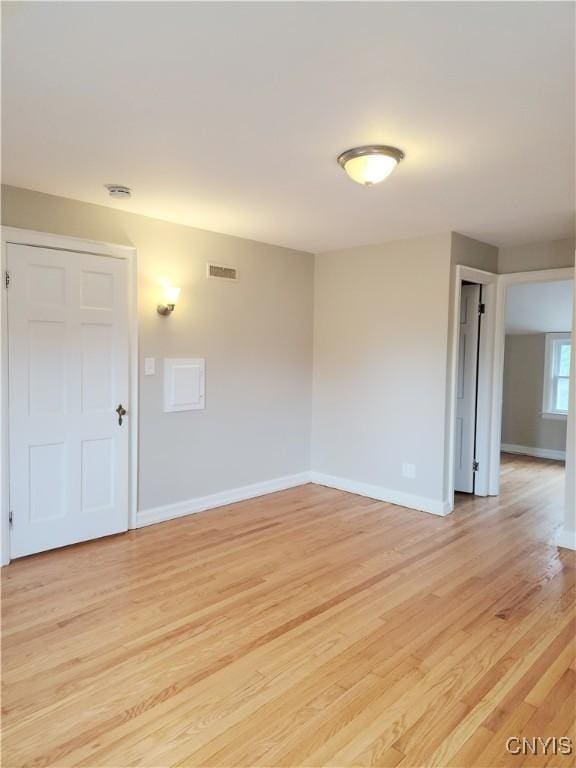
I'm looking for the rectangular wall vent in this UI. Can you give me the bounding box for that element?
[206,263,238,281]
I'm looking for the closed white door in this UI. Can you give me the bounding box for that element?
[454,283,481,493]
[8,244,130,558]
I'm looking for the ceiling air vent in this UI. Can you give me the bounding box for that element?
[105,184,132,199]
[206,263,238,281]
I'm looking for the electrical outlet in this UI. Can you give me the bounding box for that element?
[402,462,416,479]
[144,357,156,375]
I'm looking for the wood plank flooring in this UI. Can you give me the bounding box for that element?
[2,454,575,767]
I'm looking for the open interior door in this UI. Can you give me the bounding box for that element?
[454,283,481,493]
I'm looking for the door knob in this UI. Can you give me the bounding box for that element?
[115,404,127,426]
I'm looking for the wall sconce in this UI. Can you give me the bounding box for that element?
[157,284,181,316]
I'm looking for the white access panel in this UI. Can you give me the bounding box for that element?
[164,358,205,412]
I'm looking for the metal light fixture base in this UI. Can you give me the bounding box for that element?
[337,145,405,168]
[157,303,175,316]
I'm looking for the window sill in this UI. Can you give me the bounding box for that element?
[541,411,568,421]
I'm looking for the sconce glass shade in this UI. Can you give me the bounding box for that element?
[157,284,181,316]
[337,145,404,186]
[163,285,181,304]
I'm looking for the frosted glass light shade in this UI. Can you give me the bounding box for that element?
[163,285,181,304]
[157,283,181,315]
[337,145,404,186]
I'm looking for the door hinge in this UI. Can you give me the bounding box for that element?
[478,302,485,315]
[472,460,480,472]
[4,270,11,289]
[8,510,13,526]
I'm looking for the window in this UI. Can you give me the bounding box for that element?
[543,333,571,417]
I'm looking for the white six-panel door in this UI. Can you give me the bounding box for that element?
[8,244,129,557]
[454,283,481,494]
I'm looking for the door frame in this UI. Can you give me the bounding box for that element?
[489,267,575,496]
[0,227,138,565]
[447,265,498,509]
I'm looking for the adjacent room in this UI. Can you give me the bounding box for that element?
[1,2,575,767]
[499,278,574,538]
[502,280,573,463]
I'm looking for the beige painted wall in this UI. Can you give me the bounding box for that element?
[501,334,567,453]
[312,233,453,507]
[498,238,575,273]
[1,185,314,511]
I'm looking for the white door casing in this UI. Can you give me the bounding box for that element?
[489,267,575,497]
[454,283,481,494]
[8,244,130,557]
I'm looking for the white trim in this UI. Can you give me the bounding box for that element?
[137,473,312,527]
[556,527,576,551]
[447,265,498,509]
[490,267,574,496]
[542,412,568,421]
[127,243,139,532]
[310,472,451,517]
[138,470,452,529]
[542,332,571,417]
[497,267,575,287]
[501,443,566,462]
[1,227,135,259]
[0,226,138,565]
[566,262,576,538]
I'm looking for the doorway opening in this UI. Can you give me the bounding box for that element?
[498,277,573,512]
[448,265,498,509]
[449,265,574,522]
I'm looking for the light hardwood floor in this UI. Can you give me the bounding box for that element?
[2,454,575,767]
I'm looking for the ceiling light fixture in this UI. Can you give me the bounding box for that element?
[105,184,132,199]
[337,145,405,186]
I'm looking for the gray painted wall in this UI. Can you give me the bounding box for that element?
[451,232,499,272]
[312,233,453,506]
[499,238,575,273]
[2,185,314,511]
[501,334,567,453]
[2,183,573,528]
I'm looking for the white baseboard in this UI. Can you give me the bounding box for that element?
[309,472,452,517]
[138,469,452,529]
[556,527,576,550]
[501,443,566,461]
[137,472,312,527]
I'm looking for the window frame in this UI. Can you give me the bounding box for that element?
[542,332,571,419]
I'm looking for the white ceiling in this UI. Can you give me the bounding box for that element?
[506,280,574,335]
[2,2,574,253]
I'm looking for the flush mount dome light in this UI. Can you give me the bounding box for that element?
[337,145,405,186]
